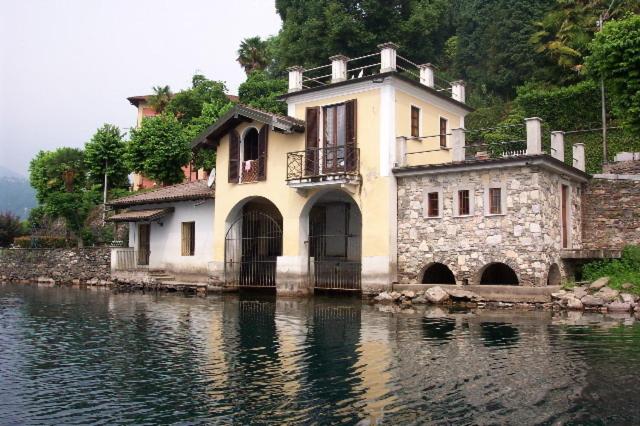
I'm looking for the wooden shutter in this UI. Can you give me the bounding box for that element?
[345,99,357,172]
[257,125,268,181]
[181,222,195,256]
[305,107,320,175]
[228,129,240,183]
[440,117,448,147]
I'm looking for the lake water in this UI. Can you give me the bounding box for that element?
[1,283,640,425]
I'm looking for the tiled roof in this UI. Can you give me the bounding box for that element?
[191,103,305,149]
[108,180,214,207]
[107,208,175,222]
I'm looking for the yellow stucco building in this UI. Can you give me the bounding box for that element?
[192,43,472,295]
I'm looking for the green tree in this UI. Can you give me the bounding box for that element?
[84,124,129,190]
[126,114,191,185]
[165,74,231,124]
[237,36,270,74]
[0,212,23,247]
[29,147,86,203]
[185,99,235,170]
[586,14,640,134]
[147,85,173,113]
[238,70,288,115]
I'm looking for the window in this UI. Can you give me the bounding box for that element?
[411,106,420,138]
[320,100,357,173]
[181,222,195,256]
[243,128,259,161]
[427,192,439,217]
[439,117,448,147]
[489,188,502,214]
[458,190,470,215]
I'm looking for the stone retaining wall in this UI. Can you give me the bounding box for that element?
[582,178,640,250]
[0,248,111,284]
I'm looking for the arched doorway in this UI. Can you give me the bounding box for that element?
[479,263,519,285]
[547,263,561,286]
[421,262,456,284]
[224,198,283,289]
[307,190,362,291]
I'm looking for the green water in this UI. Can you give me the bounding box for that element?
[1,283,640,425]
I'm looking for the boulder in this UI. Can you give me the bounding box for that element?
[566,297,583,310]
[425,286,450,304]
[595,287,619,302]
[581,295,605,307]
[401,290,416,299]
[589,277,610,290]
[620,293,636,304]
[572,287,588,299]
[374,292,393,303]
[447,288,482,301]
[551,290,567,300]
[622,283,633,290]
[389,292,402,301]
[412,295,428,304]
[607,302,632,312]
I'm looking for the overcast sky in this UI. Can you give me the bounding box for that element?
[0,0,281,177]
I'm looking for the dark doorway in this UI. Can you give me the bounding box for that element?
[479,263,519,285]
[137,223,150,266]
[421,263,456,284]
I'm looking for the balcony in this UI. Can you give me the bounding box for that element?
[286,146,360,189]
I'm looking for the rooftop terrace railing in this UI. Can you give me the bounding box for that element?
[288,42,466,103]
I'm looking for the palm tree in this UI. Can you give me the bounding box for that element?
[237,36,269,75]
[148,85,172,113]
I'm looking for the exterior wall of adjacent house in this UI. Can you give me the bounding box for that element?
[127,199,214,277]
[396,164,584,286]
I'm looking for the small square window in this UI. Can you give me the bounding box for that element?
[489,188,502,214]
[411,106,420,138]
[458,190,470,215]
[427,192,439,217]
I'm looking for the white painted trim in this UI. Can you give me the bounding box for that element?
[285,80,382,105]
[287,102,296,117]
[452,185,475,217]
[391,77,470,117]
[422,187,443,219]
[380,84,396,176]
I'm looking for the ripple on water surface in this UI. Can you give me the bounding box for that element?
[1,283,640,424]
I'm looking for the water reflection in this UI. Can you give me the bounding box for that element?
[1,283,640,424]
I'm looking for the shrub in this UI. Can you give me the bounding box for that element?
[582,245,640,294]
[13,236,74,249]
[0,212,24,247]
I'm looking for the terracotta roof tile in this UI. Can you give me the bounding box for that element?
[108,180,214,207]
[107,207,175,222]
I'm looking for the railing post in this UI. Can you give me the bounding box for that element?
[451,128,466,162]
[551,131,565,162]
[525,117,542,155]
[330,55,349,83]
[396,136,407,167]
[418,63,435,88]
[451,80,466,103]
[287,66,304,92]
[378,42,398,73]
[573,143,585,172]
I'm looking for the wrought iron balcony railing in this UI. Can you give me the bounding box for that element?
[286,146,360,182]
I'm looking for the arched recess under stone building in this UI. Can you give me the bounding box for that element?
[547,263,561,286]
[421,262,456,284]
[479,262,519,285]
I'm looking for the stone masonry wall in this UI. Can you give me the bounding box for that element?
[582,178,640,250]
[0,248,111,284]
[397,165,583,287]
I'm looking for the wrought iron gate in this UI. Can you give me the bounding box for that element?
[309,203,361,291]
[224,211,282,288]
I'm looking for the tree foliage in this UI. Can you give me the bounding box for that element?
[126,114,191,185]
[237,36,270,74]
[238,70,287,115]
[165,75,231,124]
[586,14,640,133]
[0,212,24,247]
[84,124,129,189]
[29,148,86,203]
[147,85,173,114]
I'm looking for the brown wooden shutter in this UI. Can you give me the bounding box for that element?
[345,99,357,172]
[305,107,320,175]
[440,117,448,147]
[257,125,268,181]
[228,129,240,183]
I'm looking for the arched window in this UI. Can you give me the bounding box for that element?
[547,263,561,286]
[243,128,259,161]
[479,263,519,285]
[421,262,456,284]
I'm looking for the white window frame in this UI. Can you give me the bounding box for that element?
[423,187,443,219]
[484,183,507,216]
[453,185,475,217]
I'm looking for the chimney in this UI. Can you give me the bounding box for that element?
[525,117,542,155]
[287,66,304,92]
[378,42,399,73]
[573,143,585,172]
[550,131,565,162]
[451,128,466,162]
[451,80,466,103]
[418,63,435,88]
[330,55,349,83]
